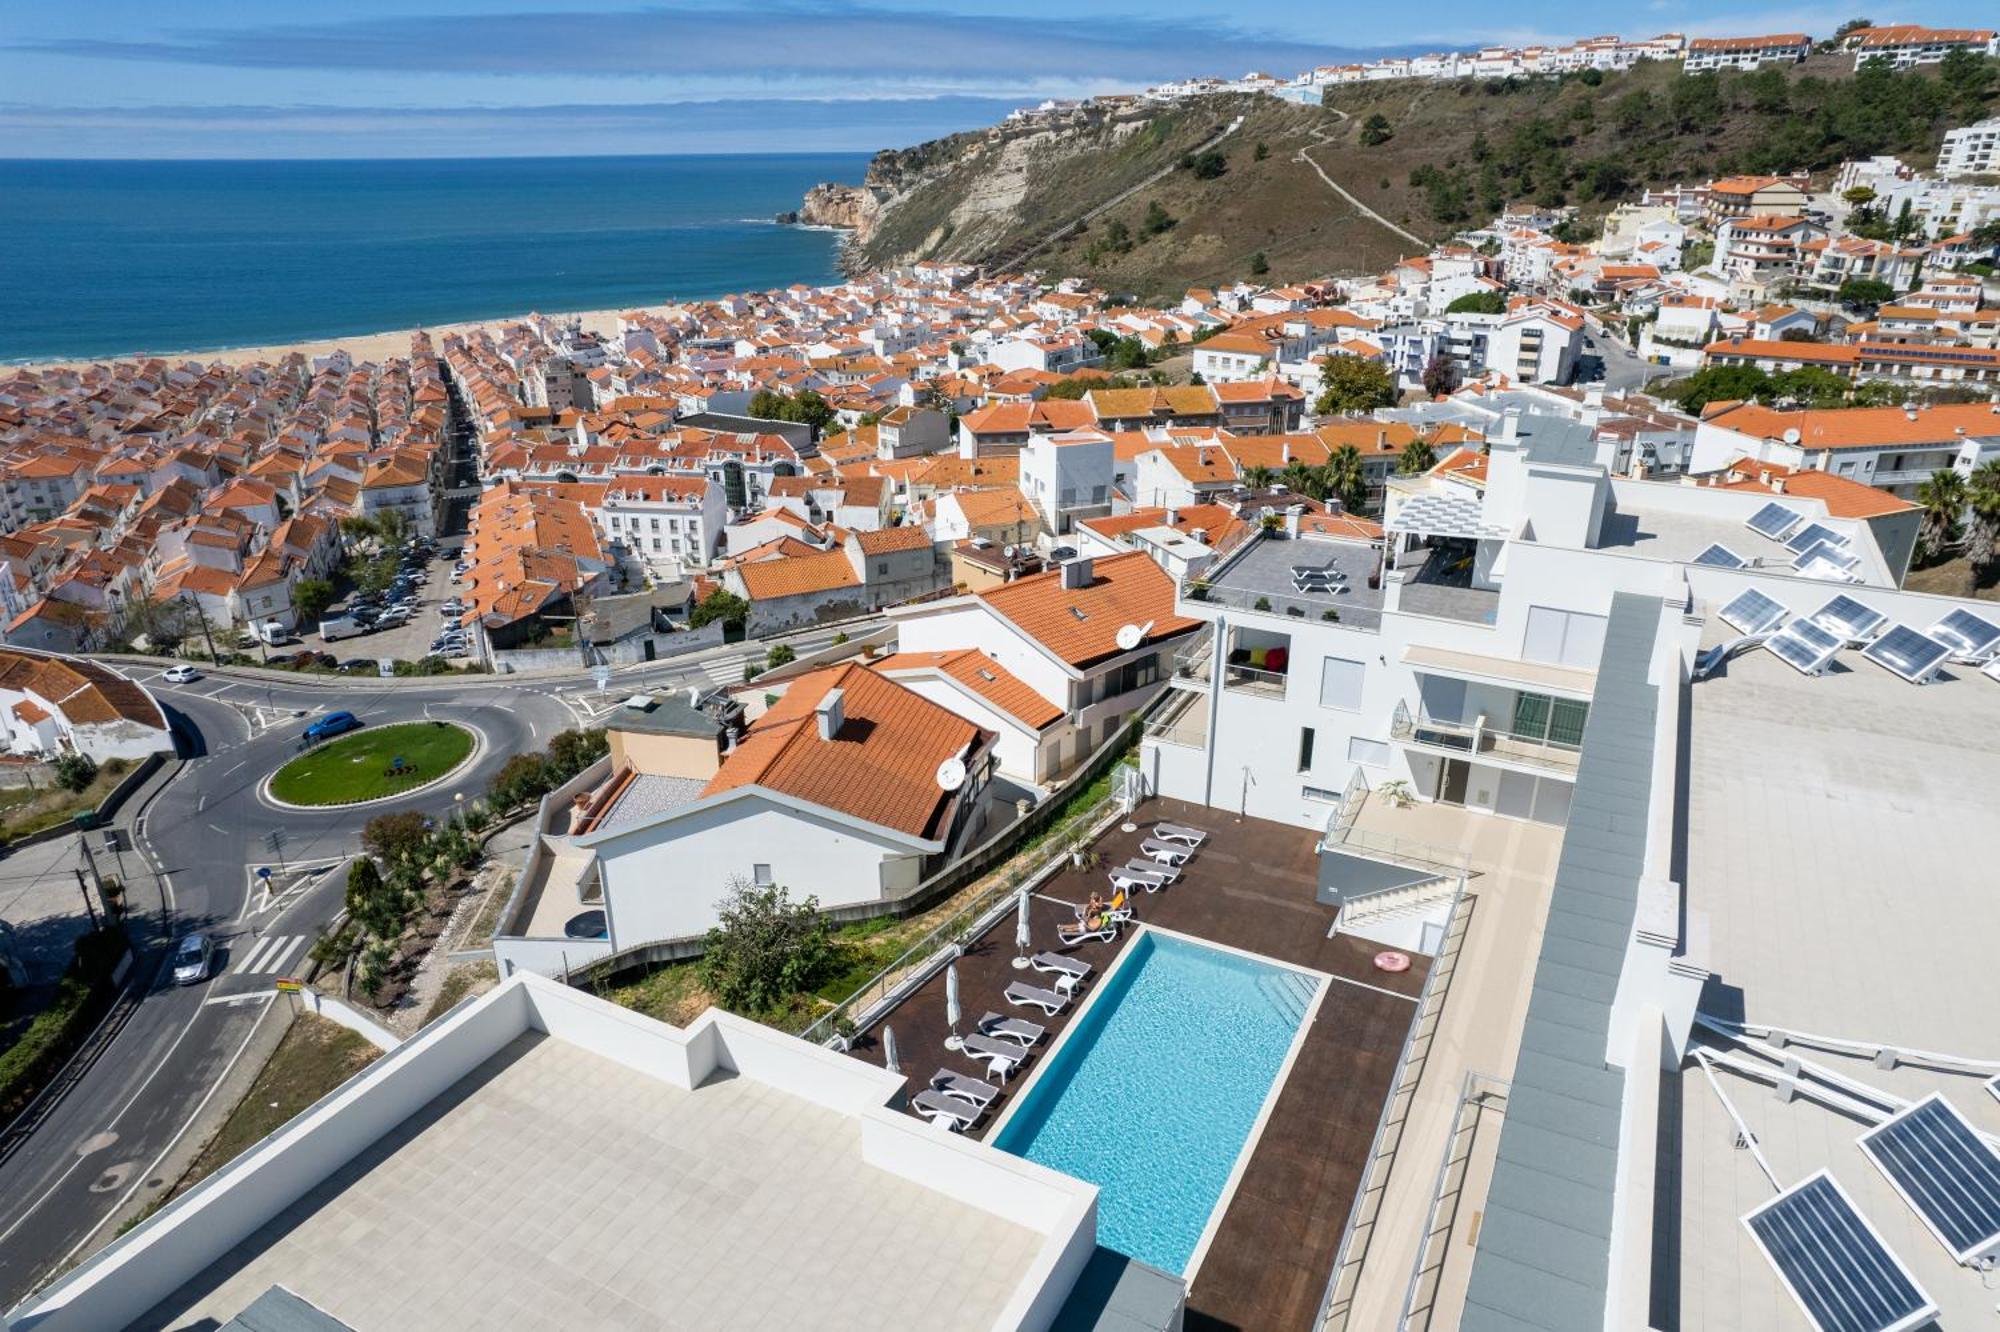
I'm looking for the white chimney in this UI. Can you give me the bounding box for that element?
[1165,505,1180,526]
[1500,409,1522,444]
[1060,556,1094,589]
[816,688,845,741]
[959,429,977,461]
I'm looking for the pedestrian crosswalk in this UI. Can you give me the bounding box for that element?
[231,933,308,977]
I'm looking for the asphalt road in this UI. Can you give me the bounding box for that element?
[0,618,875,1306]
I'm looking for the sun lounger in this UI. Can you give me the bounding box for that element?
[1138,837,1192,866]
[931,1068,1002,1109]
[912,1087,981,1130]
[1031,952,1091,995]
[1153,822,1208,847]
[1119,859,1176,888]
[978,1012,1046,1047]
[961,1033,1028,1081]
[1006,980,1070,1015]
[1107,866,1164,895]
[1058,915,1118,947]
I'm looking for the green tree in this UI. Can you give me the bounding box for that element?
[1669,364,1773,413]
[1249,251,1270,277]
[688,587,749,631]
[1398,437,1439,475]
[1769,365,1853,408]
[1359,113,1393,146]
[361,810,432,867]
[1314,357,1399,416]
[1141,201,1176,236]
[1836,278,1896,309]
[766,642,797,671]
[1253,141,1270,161]
[292,578,335,627]
[1444,291,1507,315]
[1183,149,1227,179]
[1966,459,2000,591]
[547,727,609,781]
[52,752,97,794]
[1325,444,1369,514]
[345,857,405,941]
[1841,186,1877,208]
[699,878,832,1013]
[1915,468,1967,562]
[748,389,836,433]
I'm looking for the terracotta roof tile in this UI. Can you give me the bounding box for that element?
[977,550,1199,669]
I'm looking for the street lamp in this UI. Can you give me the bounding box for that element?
[453,791,464,830]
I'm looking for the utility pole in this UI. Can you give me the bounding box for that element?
[73,869,100,933]
[75,827,105,897]
[182,591,221,666]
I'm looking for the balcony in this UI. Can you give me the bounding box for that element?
[1223,661,1289,698]
[1143,689,1208,748]
[1171,634,1214,689]
[1390,701,1581,776]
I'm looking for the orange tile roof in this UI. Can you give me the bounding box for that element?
[871,648,1064,730]
[736,548,858,599]
[704,663,990,840]
[976,550,1200,669]
[1705,401,2000,452]
[854,525,934,555]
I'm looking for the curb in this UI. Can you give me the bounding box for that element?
[257,721,486,813]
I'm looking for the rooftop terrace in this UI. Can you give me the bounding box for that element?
[1188,531,1385,630]
[845,796,1428,1332]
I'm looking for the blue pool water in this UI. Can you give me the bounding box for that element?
[991,930,1320,1275]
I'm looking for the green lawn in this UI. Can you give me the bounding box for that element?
[268,721,474,806]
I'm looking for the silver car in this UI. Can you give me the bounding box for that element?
[170,933,212,985]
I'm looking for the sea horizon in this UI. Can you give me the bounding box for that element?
[0,153,871,365]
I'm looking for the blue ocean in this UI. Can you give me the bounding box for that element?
[0,154,868,364]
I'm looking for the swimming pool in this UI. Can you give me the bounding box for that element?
[990,928,1322,1275]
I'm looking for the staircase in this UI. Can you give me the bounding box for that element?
[1336,876,1458,934]
[1257,967,1320,1028]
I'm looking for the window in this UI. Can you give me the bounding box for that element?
[876,562,888,575]
[650,517,661,531]
[1297,727,1316,772]
[1522,606,1607,668]
[651,538,662,551]
[1348,736,1390,767]
[752,863,774,887]
[1319,656,1364,711]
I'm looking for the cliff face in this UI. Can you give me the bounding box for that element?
[796,183,879,233]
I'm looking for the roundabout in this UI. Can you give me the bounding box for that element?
[264,720,478,809]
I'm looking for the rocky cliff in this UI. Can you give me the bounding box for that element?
[794,182,879,233]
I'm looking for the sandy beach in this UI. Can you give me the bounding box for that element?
[9,303,684,375]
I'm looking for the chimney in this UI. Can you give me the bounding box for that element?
[1165,505,1180,526]
[959,429,977,461]
[1060,556,1094,589]
[816,688,845,741]
[1500,409,1522,444]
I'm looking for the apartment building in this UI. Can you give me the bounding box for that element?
[1691,399,2000,504]
[1845,23,2000,68]
[1682,32,1811,70]
[1938,115,2000,178]
[1702,175,1811,230]
[590,474,724,570]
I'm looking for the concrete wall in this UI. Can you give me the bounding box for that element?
[607,728,721,781]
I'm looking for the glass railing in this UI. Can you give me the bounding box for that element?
[1222,661,1289,696]
[1389,700,1580,773]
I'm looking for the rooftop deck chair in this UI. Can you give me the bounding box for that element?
[1057,915,1119,948]
[1138,837,1193,867]
[961,1033,1029,1082]
[912,1087,982,1131]
[930,1068,1002,1110]
[1031,951,1092,995]
[1152,821,1208,848]
[1118,859,1176,889]
[1006,979,1070,1016]
[1107,866,1165,896]
[978,1012,1046,1048]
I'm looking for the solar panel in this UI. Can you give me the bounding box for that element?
[1796,539,1860,571]
[1928,608,2000,662]
[1859,1094,2000,1264]
[1719,587,1789,636]
[1693,542,1749,569]
[1863,625,1950,684]
[1797,553,1862,585]
[1787,522,1850,555]
[1743,1172,1937,1332]
[1767,618,1842,675]
[1810,595,1887,644]
[1747,500,1807,541]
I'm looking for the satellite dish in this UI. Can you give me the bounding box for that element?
[1115,623,1144,651]
[935,756,968,792]
[1782,428,1801,444]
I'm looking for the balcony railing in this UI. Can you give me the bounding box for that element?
[1389,700,1581,775]
[1222,661,1288,697]
[1172,634,1213,685]
[1142,690,1207,748]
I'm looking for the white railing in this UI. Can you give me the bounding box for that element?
[1389,700,1581,775]
[1397,1071,1511,1331]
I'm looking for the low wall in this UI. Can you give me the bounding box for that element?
[492,622,729,675]
[1,750,165,851]
[298,989,401,1052]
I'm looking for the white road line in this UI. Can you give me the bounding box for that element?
[231,935,278,975]
[263,936,307,976]
[201,990,277,1007]
[220,759,246,778]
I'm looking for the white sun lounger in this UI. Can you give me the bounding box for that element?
[978,1012,1046,1047]
[1153,822,1207,847]
[961,1033,1028,1081]
[1006,980,1070,1015]
[1058,916,1118,947]
[1119,859,1176,888]
[1138,837,1192,867]
[913,1087,981,1130]
[1107,867,1164,895]
[1031,952,1091,995]
[931,1068,1002,1109]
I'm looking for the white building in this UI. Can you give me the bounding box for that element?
[1485,300,1586,384]
[590,475,725,570]
[1683,32,1810,70]
[1019,431,1115,534]
[1938,115,2000,178]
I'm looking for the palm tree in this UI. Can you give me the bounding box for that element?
[1326,444,1368,514]
[1914,468,1967,564]
[1242,464,1276,490]
[1397,437,1438,475]
[1280,459,1317,497]
[1965,459,2000,591]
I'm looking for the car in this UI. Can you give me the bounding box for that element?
[161,663,201,684]
[337,658,376,674]
[170,933,212,985]
[303,710,361,742]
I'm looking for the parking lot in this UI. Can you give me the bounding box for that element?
[314,550,470,665]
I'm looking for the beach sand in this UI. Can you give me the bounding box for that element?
[10,303,687,374]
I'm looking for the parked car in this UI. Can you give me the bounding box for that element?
[337,658,377,674]
[303,710,361,742]
[170,933,212,985]
[161,663,201,684]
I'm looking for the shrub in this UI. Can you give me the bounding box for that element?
[52,752,98,794]
[361,810,431,867]
[487,752,553,810]
[766,643,797,671]
[699,878,832,1013]
[546,727,608,781]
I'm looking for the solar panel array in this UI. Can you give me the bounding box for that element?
[1788,522,1850,556]
[1810,595,1887,644]
[1863,625,1951,684]
[1720,587,1789,636]
[1693,542,1749,569]
[1768,618,1843,675]
[1743,1172,1936,1332]
[1859,1095,2000,1264]
[1798,552,1863,585]
[1798,539,1861,571]
[1929,608,2000,662]
[1747,500,1807,541]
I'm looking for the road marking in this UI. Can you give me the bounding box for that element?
[264,936,307,976]
[220,759,246,778]
[202,990,277,1007]
[230,935,279,974]
[231,935,305,976]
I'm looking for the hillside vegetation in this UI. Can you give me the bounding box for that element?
[825,54,1998,299]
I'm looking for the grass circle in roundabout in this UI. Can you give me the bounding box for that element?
[267,721,475,807]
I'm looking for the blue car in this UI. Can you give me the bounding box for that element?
[303,710,361,742]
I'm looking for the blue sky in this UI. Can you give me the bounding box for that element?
[2,0,1992,157]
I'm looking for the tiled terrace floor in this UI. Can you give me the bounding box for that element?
[847,797,1427,1332]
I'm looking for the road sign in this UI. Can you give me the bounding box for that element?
[592,666,611,692]
[256,866,272,881]
[274,978,303,994]
[378,659,396,679]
